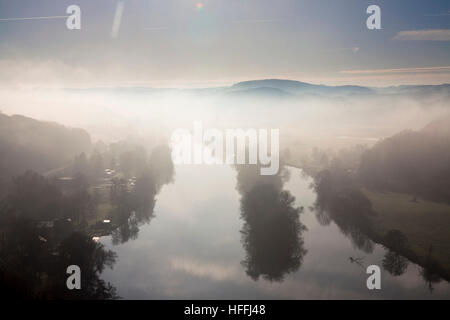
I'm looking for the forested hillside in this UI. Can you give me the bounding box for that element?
[0,112,91,193]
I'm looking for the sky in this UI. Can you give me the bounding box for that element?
[0,0,449,87]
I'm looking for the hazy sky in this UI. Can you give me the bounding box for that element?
[0,0,449,87]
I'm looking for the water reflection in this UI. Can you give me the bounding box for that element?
[0,144,174,299]
[109,145,174,245]
[312,166,375,253]
[420,245,445,293]
[382,230,409,277]
[2,146,449,299]
[235,164,307,282]
[97,165,450,299]
[311,166,448,289]
[0,219,117,299]
[421,265,443,293]
[383,251,408,276]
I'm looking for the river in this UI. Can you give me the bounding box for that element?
[100,164,450,299]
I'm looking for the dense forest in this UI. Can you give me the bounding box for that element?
[359,115,450,203]
[0,112,174,299]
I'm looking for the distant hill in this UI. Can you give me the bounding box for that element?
[230,79,316,92]
[227,79,373,97]
[0,112,91,193]
[65,79,450,100]
[224,86,294,99]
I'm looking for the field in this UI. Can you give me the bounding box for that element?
[363,188,450,275]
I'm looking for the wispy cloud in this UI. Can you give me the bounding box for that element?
[340,66,450,75]
[0,15,68,21]
[393,29,450,41]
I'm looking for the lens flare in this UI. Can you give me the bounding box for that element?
[196,2,203,10]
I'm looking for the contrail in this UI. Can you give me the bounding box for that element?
[0,15,68,21]
[111,1,125,38]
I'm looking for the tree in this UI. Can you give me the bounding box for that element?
[7,170,62,220]
[53,232,118,299]
[236,164,307,282]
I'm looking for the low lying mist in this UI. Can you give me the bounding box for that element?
[1,83,449,154]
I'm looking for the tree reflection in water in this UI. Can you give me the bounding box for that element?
[312,166,375,254]
[420,245,443,293]
[381,230,409,277]
[235,164,307,282]
[312,167,448,287]
[0,144,175,299]
[382,251,408,276]
[110,145,174,245]
[0,221,118,299]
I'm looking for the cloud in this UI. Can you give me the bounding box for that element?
[393,29,450,41]
[0,59,94,88]
[340,66,450,75]
[170,257,239,281]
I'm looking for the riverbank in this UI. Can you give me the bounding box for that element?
[363,188,450,280]
[285,163,450,281]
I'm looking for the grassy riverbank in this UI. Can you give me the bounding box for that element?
[285,162,450,279]
[363,188,450,278]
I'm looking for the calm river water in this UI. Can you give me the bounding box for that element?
[100,164,450,299]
